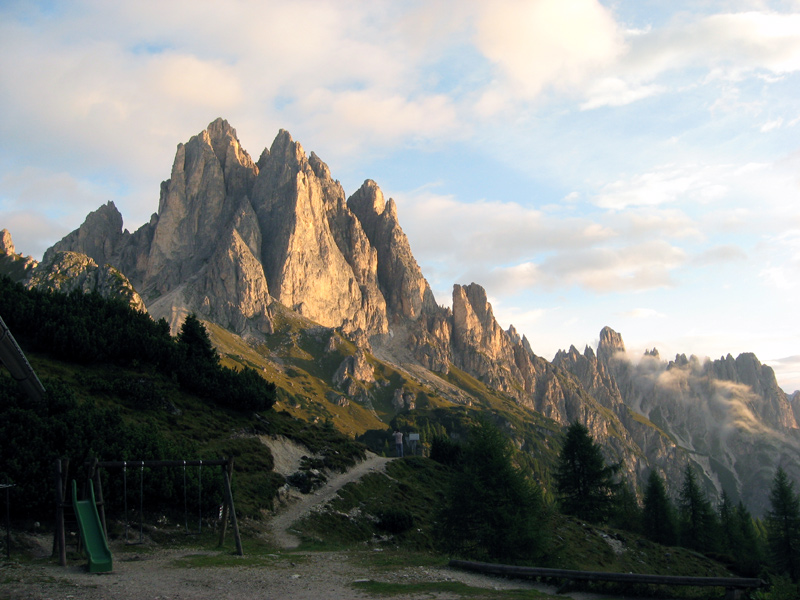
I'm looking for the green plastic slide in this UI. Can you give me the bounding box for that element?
[71,480,113,573]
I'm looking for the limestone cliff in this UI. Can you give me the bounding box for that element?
[251,133,387,336]
[347,180,437,323]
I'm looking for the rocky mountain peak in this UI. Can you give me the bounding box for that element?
[269,129,305,167]
[43,201,125,267]
[597,326,626,364]
[348,180,386,216]
[205,117,257,177]
[27,250,145,312]
[308,151,331,182]
[0,229,38,283]
[348,179,436,322]
[1,229,14,255]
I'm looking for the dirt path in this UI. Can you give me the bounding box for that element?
[268,452,393,548]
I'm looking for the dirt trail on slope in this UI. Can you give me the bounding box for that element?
[268,452,393,549]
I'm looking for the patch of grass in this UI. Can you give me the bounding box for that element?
[357,549,448,570]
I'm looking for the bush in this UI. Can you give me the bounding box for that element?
[430,435,463,467]
[377,509,414,534]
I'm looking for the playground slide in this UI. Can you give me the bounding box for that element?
[71,480,113,573]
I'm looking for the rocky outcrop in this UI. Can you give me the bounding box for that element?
[1,229,15,255]
[0,229,37,283]
[43,201,126,267]
[451,283,521,394]
[347,180,437,323]
[333,349,375,387]
[26,251,145,312]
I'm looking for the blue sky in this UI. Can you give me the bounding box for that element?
[2,0,800,390]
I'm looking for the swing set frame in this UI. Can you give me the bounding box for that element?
[54,456,243,566]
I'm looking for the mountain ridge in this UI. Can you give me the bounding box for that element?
[3,117,799,515]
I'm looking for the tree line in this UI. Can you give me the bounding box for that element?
[0,275,277,517]
[0,275,276,412]
[431,419,800,591]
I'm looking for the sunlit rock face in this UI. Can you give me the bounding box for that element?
[250,131,388,337]
[347,180,437,324]
[26,250,146,312]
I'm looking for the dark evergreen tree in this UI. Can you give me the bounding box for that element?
[177,313,219,368]
[437,419,546,562]
[677,465,718,553]
[554,421,619,523]
[642,470,677,546]
[766,467,800,580]
[608,478,642,533]
[727,500,764,576]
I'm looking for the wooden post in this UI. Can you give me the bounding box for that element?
[219,457,243,556]
[218,464,229,547]
[54,459,66,566]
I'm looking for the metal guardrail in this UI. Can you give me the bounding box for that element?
[449,559,766,599]
[0,314,46,402]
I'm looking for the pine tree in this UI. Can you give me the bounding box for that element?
[642,470,677,546]
[731,501,763,576]
[177,313,219,368]
[436,419,546,562]
[766,467,800,580]
[554,421,620,524]
[677,465,718,553]
[609,478,642,533]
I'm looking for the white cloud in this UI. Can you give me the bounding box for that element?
[296,89,462,152]
[593,164,731,210]
[624,11,800,81]
[580,78,665,110]
[474,0,624,98]
[692,245,748,266]
[624,308,667,319]
[473,239,686,295]
[760,117,784,132]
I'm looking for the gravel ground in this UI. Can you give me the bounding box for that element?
[2,546,568,600]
